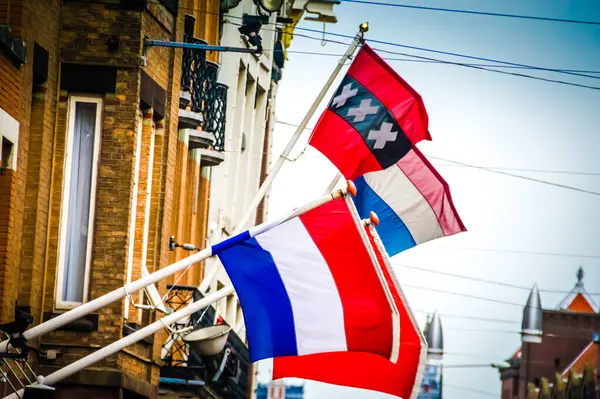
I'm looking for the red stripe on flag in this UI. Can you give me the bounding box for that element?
[299,198,393,358]
[273,225,426,398]
[273,352,404,396]
[366,224,425,397]
[308,110,383,180]
[348,44,432,144]
[396,147,466,236]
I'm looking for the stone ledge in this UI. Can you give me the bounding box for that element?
[178,109,202,129]
[185,129,215,150]
[36,366,158,398]
[179,90,191,108]
[198,149,225,167]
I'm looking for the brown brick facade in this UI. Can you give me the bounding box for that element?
[0,0,219,397]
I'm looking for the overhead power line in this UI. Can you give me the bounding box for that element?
[274,121,600,196]
[246,22,600,90]
[169,6,600,89]
[436,245,600,260]
[289,31,600,90]
[412,309,519,325]
[432,161,600,177]
[257,24,600,90]
[295,27,600,82]
[285,50,600,75]
[444,384,499,397]
[396,264,600,296]
[402,284,525,307]
[430,156,600,197]
[338,0,600,26]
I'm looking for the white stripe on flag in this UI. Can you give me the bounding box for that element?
[255,218,348,355]
[363,164,444,244]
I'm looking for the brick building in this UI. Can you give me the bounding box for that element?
[498,268,600,399]
[0,0,339,398]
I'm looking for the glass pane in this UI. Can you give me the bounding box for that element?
[63,102,97,303]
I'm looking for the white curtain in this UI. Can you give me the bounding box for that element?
[63,102,97,303]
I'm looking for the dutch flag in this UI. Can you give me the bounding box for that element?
[216,197,400,363]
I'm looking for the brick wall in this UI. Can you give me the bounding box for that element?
[0,0,24,37]
[0,170,17,324]
[0,0,61,327]
[0,0,215,395]
[0,53,21,120]
[18,0,61,324]
[60,2,142,66]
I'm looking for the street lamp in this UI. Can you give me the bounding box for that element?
[254,0,283,13]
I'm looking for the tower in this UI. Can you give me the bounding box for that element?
[418,310,444,399]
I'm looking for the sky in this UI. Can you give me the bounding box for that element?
[255,1,600,398]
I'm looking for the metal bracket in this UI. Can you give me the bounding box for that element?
[143,38,262,60]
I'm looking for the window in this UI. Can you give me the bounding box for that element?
[1,137,14,169]
[56,96,102,308]
[0,107,19,170]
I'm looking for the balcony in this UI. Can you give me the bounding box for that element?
[160,285,250,399]
[178,15,227,167]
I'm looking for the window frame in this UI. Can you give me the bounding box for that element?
[55,95,103,310]
[0,107,19,170]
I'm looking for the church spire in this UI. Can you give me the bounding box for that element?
[425,310,443,360]
[556,266,598,312]
[576,266,584,288]
[522,284,543,343]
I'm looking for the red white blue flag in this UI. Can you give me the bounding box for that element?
[309,44,431,181]
[217,197,400,363]
[353,147,466,256]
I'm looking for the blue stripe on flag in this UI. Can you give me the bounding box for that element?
[211,230,252,255]
[217,237,298,361]
[353,176,417,256]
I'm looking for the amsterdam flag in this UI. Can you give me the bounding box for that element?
[309,44,431,181]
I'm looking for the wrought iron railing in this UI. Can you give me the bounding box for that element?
[181,15,197,93]
[207,82,228,151]
[161,285,249,399]
[180,15,227,150]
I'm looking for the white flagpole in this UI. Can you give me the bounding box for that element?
[3,286,234,399]
[2,182,357,398]
[198,22,369,294]
[323,171,343,195]
[0,183,355,354]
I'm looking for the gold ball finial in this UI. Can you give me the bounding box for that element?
[369,211,380,226]
[359,22,369,33]
[346,180,357,197]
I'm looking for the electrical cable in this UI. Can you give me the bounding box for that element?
[402,284,525,307]
[285,49,600,75]
[274,121,600,195]
[338,0,600,26]
[435,245,600,260]
[444,384,499,397]
[294,26,600,81]
[412,309,520,325]
[227,20,600,89]
[429,156,600,197]
[160,3,600,84]
[396,264,600,295]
